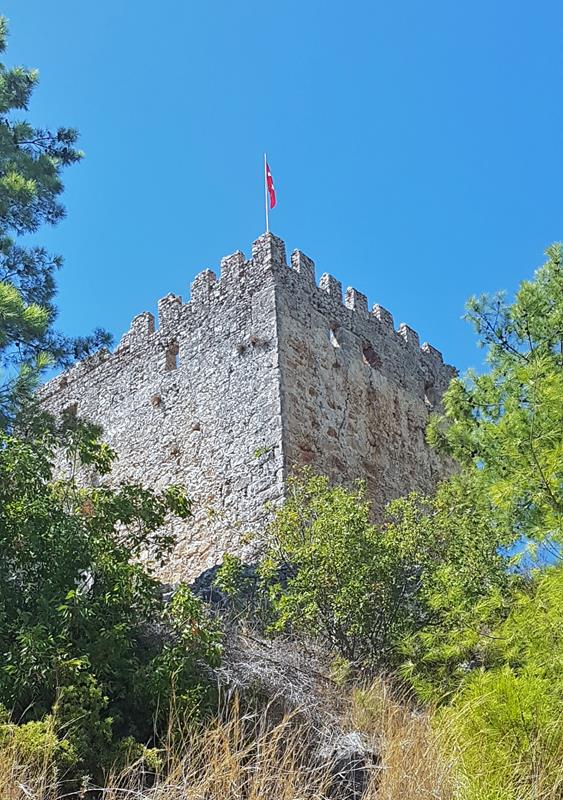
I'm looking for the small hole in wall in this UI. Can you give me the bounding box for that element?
[63,401,78,417]
[165,341,179,371]
[363,344,382,370]
[329,327,340,348]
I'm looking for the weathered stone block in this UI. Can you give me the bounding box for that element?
[291,249,315,283]
[371,304,394,329]
[319,273,343,301]
[398,322,420,348]
[345,287,368,314]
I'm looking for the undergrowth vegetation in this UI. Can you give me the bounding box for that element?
[2,688,455,800]
[0,420,222,785]
[438,566,563,800]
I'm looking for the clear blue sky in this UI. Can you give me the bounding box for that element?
[4,1,563,371]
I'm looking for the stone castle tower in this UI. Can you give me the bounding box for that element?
[40,233,456,582]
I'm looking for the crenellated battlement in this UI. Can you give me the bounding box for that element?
[39,232,455,583]
[41,233,452,410]
[62,233,447,380]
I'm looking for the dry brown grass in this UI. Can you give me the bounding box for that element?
[0,740,57,800]
[0,683,455,800]
[346,678,455,800]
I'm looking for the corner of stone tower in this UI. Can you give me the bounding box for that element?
[251,232,287,271]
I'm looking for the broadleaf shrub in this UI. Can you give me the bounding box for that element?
[0,422,221,783]
[259,469,508,671]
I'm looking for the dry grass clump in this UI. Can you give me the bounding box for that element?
[0,720,65,800]
[1,706,332,800]
[0,748,54,800]
[110,706,333,800]
[1,684,455,800]
[346,678,455,800]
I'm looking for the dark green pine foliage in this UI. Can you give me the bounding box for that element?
[427,245,563,545]
[0,17,110,425]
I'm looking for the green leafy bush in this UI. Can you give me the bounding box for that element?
[0,422,221,783]
[214,553,250,601]
[0,714,78,774]
[259,469,507,669]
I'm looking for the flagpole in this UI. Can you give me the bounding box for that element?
[264,153,269,234]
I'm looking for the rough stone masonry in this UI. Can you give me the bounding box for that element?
[39,233,456,582]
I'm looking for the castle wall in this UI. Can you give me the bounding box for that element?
[39,233,456,582]
[39,237,287,582]
[272,240,456,511]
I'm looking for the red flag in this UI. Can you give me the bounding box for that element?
[266,162,276,209]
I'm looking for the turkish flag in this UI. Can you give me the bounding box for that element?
[266,162,276,209]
